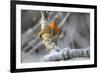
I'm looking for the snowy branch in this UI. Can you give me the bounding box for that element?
[43,47,90,61]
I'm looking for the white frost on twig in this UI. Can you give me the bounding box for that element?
[43,47,90,61]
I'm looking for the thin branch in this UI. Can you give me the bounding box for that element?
[59,12,71,27]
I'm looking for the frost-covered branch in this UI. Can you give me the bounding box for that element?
[43,47,90,61]
[59,12,71,27]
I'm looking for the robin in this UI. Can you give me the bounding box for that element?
[36,21,62,51]
[38,21,61,41]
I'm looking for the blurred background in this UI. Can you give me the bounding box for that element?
[21,10,90,63]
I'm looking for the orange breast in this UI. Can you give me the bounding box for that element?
[49,21,61,34]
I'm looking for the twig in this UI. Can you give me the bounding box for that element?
[59,12,71,27]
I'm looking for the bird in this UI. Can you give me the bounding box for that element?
[34,11,62,52]
[36,20,61,52]
[37,21,61,41]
